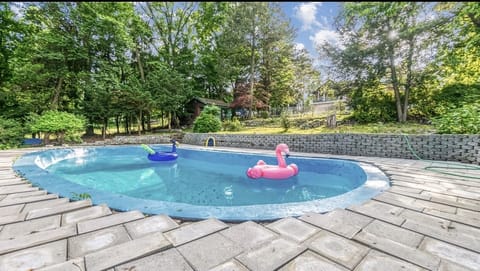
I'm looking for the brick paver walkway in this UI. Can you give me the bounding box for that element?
[0,146,479,271]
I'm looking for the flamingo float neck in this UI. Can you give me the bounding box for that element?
[276,144,289,168]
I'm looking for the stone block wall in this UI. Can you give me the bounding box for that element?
[182,133,480,164]
[108,135,174,145]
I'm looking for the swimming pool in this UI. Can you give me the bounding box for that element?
[13,145,390,221]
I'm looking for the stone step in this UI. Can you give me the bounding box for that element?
[0,183,38,195]
[0,224,76,255]
[0,215,62,240]
[235,237,306,271]
[299,208,372,238]
[61,204,112,226]
[26,199,92,220]
[0,204,24,216]
[4,190,48,199]
[305,230,370,270]
[77,210,145,234]
[84,230,172,271]
[0,239,67,271]
[0,194,59,207]
[163,218,228,246]
[353,230,440,270]
[124,214,178,239]
[0,212,26,226]
[0,180,27,186]
[68,225,132,258]
[22,198,70,214]
[34,257,85,271]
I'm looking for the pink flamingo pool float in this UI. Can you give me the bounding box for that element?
[246,143,299,180]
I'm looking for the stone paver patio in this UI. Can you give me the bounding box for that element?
[0,145,479,271]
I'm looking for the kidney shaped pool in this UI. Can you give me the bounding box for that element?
[13,145,390,221]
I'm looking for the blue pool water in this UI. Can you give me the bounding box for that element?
[13,145,390,221]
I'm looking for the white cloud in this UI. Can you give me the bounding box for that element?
[294,43,305,52]
[294,2,323,31]
[310,29,341,49]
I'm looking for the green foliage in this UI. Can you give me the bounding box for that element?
[31,110,85,143]
[193,105,222,133]
[280,113,291,132]
[201,105,221,116]
[432,104,480,134]
[433,83,480,115]
[0,117,26,149]
[222,117,243,132]
[2,1,480,133]
[325,2,452,122]
[31,111,85,134]
[70,192,92,201]
[259,111,269,119]
[335,100,347,113]
[349,85,396,123]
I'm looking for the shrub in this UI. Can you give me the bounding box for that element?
[222,117,243,131]
[349,85,396,123]
[0,117,26,149]
[31,110,86,144]
[432,103,480,134]
[259,111,269,119]
[193,105,222,133]
[280,113,291,132]
[433,83,480,115]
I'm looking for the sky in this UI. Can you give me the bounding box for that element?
[279,2,343,69]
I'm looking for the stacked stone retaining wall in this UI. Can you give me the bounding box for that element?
[181,133,480,165]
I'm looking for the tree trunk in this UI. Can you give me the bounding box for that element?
[125,116,129,134]
[102,117,108,140]
[136,47,145,82]
[57,132,65,145]
[248,7,256,119]
[44,132,51,145]
[168,112,171,130]
[388,45,404,122]
[115,116,120,134]
[51,77,64,110]
[146,113,151,131]
[402,34,415,122]
[85,118,95,136]
[138,110,142,136]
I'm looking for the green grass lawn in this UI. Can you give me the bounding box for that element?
[223,122,435,135]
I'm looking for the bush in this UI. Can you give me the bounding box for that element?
[350,85,396,123]
[31,110,86,144]
[193,105,222,133]
[280,113,291,132]
[432,103,480,134]
[222,117,243,131]
[0,117,26,149]
[259,111,269,119]
[433,83,480,115]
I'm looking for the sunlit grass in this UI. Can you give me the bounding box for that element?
[221,122,435,135]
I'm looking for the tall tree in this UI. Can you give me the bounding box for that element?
[192,2,232,100]
[0,3,31,119]
[292,47,321,112]
[0,3,24,85]
[140,2,198,127]
[322,2,452,122]
[225,2,301,117]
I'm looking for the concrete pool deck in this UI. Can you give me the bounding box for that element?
[0,145,479,271]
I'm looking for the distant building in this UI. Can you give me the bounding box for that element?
[184,97,231,124]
